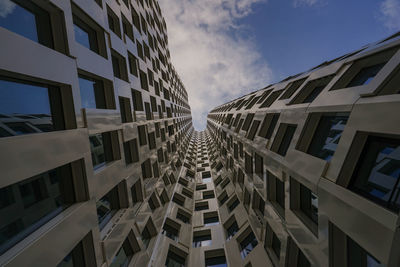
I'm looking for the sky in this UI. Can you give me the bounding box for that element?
[158,0,400,130]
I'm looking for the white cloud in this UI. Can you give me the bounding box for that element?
[159,0,272,130]
[0,0,16,18]
[380,0,400,30]
[293,0,319,7]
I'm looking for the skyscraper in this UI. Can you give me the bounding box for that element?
[0,0,399,266]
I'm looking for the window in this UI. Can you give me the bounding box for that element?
[205,250,227,267]
[228,196,240,213]
[128,52,139,77]
[196,184,207,191]
[347,63,386,87]
[301,113,349,161]
[286,237,311,267]
[239,230,258,259]
[260,90,284,108]
[176,209,191,224]
[79,74,105,109]
[203,190,215,200]
[290,177,318,235]
[195,201,209,211]
[119,96,133,123]
[89,131,120,169]
[258,113,280,139]
[271,124,297,157]
[107,5,121,38]
[0,76,75,137]
[0,0,68,53]
[162,219,180,242]
[165,247,186,267]
[73,15,99,53]
[0,161,86,255]
[193,230,212,248]
[57,232,96,266]
[139,70,149,91]
[267,171,285,218]
[280,77,307,100]
[290,75,334,104]
[137,125,147,146]
[254,153,264,177]
[329,222,381,267]
[123,138,139,165]
[111,50,129,82]
[348,135,400,212]
[131,89,144,111]
[109,234,138,267]
[264,224,281,261]
[121,14,134,41]
[172,193,185,207]
[96,185,121,229]
[247,120,261,140]
[225,220,239,240]
[203,212,219,226]
[131,7,140,32]
[242,113,255,132]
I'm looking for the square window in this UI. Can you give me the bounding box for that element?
[165,248,186,267]
[193,230,212,248]
[203,212,219,226]
[306,113,349,161]
[349,135,400,212]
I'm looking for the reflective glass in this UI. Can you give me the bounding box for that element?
[74,23,90,49]
[89,134,106,168]
[205,256,227,267]
[0,0,38,42]
[307,114,349,161]
[350,136,400,212]
[347,63,386,88]
[0,165,74,255]
[96,186,119,229]
[240,232,258,259]
[79,76,97,109]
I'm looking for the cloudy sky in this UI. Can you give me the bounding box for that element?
[159,0,400,130]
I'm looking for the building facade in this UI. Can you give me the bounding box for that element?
[0,0,400,267]
[207,32,400,267]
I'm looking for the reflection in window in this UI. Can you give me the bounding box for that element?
[0,164,76,255]
[193,233,212,248]
[73,16,98,53]
[89,134,106,169]
[300,183,319,225]
[0,78,64,137]
[0,0,52,48]
[78,75,106,109]
[307,114,349,161]
[239,231,258,259]
[346,63,386,88]
[96,186,120,229]
[226,221,239,240]
[349,135,400,212]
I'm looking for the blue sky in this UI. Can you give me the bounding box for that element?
[159,0,400,130]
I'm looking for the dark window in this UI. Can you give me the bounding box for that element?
[298,249,311,267]
[290,75,334,104]
[347,236,381,267]
[239,231,258,259]
[195,202,209,211]
[57,232,96,267]
[96,185,120,229]
[141,226,152,248]
[165,249,185,267]
[111,50,129,82]
[203,213,219,226]
[73,15,99,53]
[128,52,139,77]
[276,124,297,156]
[205,255,227,267]
[119,96,133,123]
[258,113,280,139]
[0,162,81,255]
[123,138,139,165]
[280,77,307,100]
[137,125,147,146]
[131,89,144,111]
[121,14,133,41]
[307,114,349,161]
[140,70,149,91]
[226,221,239,240]
[89,131,119,169]
[131,8,141,32]
[346,63,386,88]
[176,210,190,224]
[107,5,121,38]
[271,232,281,258]
[162,221,179,242]
[228,198,240,213]
[0,77,70,136]
[349,135,400,212]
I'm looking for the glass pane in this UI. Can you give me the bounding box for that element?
[350,136,400,212]
[307,114,349,161]
[240,232,258,259]
[0,1,38,42]
[74,23,91,50]
[96,186,119,229]
[79,76,97,109]
[110,245,130,267]
[347,63,386,88]
[205,256,227,267]
[89,134,106,169]
[0,166,73,255]
[0,78,54,137]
